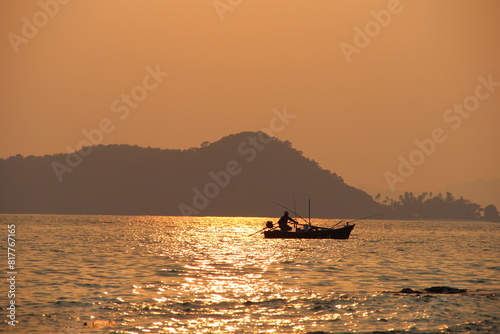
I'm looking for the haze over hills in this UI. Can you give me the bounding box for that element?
[444,179,500,210]
[1,131,498,221]
[0,132,380,218]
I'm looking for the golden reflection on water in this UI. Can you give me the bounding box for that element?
[126,216,350,332]
[123,217,432,332]
[121,217,309,331]
[10,215,499,333]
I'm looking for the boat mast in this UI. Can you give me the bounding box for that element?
[293,191,298,229]
[308,199,311,226]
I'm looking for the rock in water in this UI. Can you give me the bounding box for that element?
[398,286,467,294]
[424,286,467,294]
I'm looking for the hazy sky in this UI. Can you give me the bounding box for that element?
[1,0,499,203]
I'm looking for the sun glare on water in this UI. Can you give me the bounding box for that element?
[7,215,499,333]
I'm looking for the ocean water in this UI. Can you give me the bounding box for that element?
[1,215,499,333]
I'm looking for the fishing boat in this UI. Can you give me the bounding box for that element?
[254,199,379,240]
[263,222,355,239]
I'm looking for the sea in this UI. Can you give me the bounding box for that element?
[1,215,499,333]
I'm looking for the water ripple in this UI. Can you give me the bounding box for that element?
[3,215,499,333]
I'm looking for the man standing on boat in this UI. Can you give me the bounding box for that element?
[277,211,298,232]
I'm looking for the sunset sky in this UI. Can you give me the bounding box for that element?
[1,0,499,206]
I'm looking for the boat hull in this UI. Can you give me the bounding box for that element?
[263,224,355,239]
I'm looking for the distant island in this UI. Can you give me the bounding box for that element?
[376,192,499,222]
[0,131,499,222]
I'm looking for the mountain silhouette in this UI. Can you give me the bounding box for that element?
[3,131,498,221]
[0,132,381,217]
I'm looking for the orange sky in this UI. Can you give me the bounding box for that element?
[1,0,499,204]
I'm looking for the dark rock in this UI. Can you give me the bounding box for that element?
[399,288,421,294]
[398,286,467,294]
[424,286,467,294]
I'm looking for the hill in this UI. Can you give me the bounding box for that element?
[0,132,381,217]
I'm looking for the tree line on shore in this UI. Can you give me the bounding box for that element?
[375,191,500,222]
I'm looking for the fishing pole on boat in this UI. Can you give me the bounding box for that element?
[330,213,382,228]
[248,227,268,237]
[331,220,344,228]
[248,221,277,236]
[349,213,382,223]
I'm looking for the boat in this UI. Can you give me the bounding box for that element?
[256,199,379,239]
[263,222,355,239]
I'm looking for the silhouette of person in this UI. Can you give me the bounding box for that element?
[277,211,297,232]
